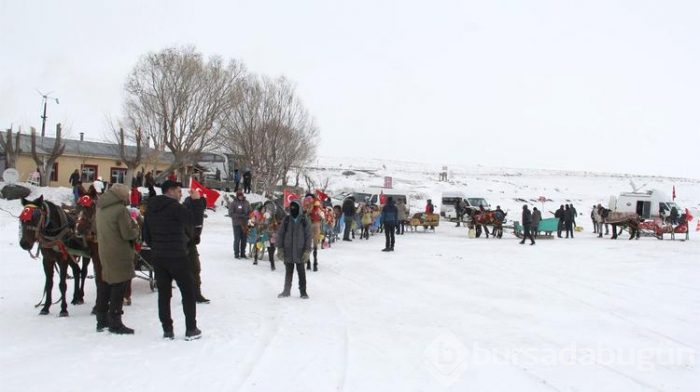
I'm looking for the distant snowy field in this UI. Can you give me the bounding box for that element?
[1,159,698,392]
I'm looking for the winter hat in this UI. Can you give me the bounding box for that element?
[110,183,130,203]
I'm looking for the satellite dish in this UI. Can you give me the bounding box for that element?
[2,168,19,184]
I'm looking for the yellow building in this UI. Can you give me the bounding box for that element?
[4,134,174,187]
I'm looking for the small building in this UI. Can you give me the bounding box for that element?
[1,134,225,188]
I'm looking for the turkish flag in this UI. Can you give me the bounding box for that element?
[190,178,220,209]
[315,189,329,202]
[284,189,300,208]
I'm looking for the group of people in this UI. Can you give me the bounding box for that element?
[232,169,253,194]
[91,179,209,340]
[553,204,578,238]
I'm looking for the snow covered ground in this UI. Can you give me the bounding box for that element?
[1,160,698,392]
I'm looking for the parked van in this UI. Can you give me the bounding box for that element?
[336,188,408,207]
[609,189,681,219]
[441,192,466,219]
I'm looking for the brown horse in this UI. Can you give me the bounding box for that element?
[19,196,91,316]
[599,208,641,240]
[74,195,104,311]
[467,210,505,238]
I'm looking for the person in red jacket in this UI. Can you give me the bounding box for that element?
[130,186,142,208]
[425,199,435,214]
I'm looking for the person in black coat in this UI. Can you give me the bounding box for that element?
[381,197,398,251]
[564,204,574,239]
[183,189,209,304]
[554,205,565,238]
[342,197,356,241]
[242,170,252,194]
[143,180,201,340]
[520,205,535,245]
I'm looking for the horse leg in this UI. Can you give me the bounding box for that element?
[70,260,84,305]
[484,226,490,238]
[79,257,91,303]
[611,224,618,239]
[58,261,70,317]
[40,258,54,315]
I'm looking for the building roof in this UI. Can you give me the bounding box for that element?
[2,134,225,164]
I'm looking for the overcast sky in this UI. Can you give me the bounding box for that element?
[1,0,698,178]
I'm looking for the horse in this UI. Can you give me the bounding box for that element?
[467,210,505,238]
[598,208,641,240]
[74,195,104,311]
[19,196,91,316]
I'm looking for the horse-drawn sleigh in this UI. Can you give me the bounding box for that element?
[408,212,440,231]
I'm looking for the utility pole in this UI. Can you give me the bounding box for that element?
[38,91,59,138]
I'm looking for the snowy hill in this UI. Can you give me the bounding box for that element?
[0,160,698,392]
[307,156,700,216]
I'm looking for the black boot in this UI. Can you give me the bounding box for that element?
[96,312,108,332]
[185,327,202,341]
[109,311,135,335]
[196,291,210,304]
[107,282,133,334]
[312,248,318,271]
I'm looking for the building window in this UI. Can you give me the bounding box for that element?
[110,168,127,184]
[81,164,98,182]
[50,162,59,182]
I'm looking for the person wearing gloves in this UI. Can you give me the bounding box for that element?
[95,183,140,334]
[276,200,311,299]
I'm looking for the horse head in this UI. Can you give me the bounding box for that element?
[74,195,96,239]
[19,196,45,250]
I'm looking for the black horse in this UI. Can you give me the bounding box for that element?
[19,196,91,316]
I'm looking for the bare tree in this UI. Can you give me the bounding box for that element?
[0,126,22,169]
[31,124,65,186]
[222,75,319,195]
[122,46,245,182]
[110,126,146,187]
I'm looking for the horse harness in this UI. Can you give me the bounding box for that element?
[20,202,85,263]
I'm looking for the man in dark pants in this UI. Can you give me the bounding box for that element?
[143,180,201,340]
[342,197,356,241]
[277,200,311,299]
[381,197,398,251]
[242,170,252,194]
[564,204,574,238]
[184,188,210,304]
[554,205,565,238]
[233,169,241,192]
[227,190,251,258]
[520,205,535,245]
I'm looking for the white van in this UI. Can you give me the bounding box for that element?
[441,192,466,219]
[609,189,681,219]
[343,187,408,206]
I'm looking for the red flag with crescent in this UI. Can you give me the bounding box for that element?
[315,189,329,202]
[190,178,220,209]
[284,189,300,208]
